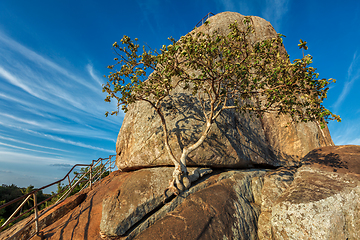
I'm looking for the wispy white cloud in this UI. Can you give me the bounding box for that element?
[0,32,117,119]
[0,92,42,114]
[0,66,40,98]
[333,136,360,146]
[0,112,43,127]
[13,126,114,152]
[221,0,236,10]
[329,118,360,145]
[0,120,115,145]
[0,135,70,152]
[0,91,119,128]
[262,0,289,30]
[0,141,63,155]
[0,63,86,113]
[213,0,289,30]
[0,149,75,165]
[134,0,162,36]
[41,134,114,153]
[333,51,360,110]
[87,64,104,87]
[0,32,99,93]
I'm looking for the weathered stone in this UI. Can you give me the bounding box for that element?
[257,146,360,239]
[115,11,333,171]
[0,192,86,240]
[257,167,297,239]
[133,169,267,240]
[270,166,360,239]
[302,145,360,175]
[100,167,212,237]
[2,171,131,240]
[9,145,360,240]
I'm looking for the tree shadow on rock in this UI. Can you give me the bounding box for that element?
[303,150,347,171]
[162,92,290,167]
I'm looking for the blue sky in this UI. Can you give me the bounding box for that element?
[0,0,359,191]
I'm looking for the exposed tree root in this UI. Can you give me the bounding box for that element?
[164,166,200,199]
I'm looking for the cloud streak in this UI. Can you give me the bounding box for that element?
[0,141,63,155]
[23,128,114,153]
[0,32,99,93]
[213,0,289,30]
[0,66,39,98]
[87,64,104,87]
[0,122,114,153]
[262,0,289,30]
[0,32,117,119]
[333,51,360,110]
[0,135,70,152]
[0,149,75,165]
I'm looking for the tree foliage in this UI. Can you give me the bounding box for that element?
[103,17,341,194]
[0,184,50,232]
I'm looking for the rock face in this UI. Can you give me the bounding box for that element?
[115,11,333,171]
[257,145,360,240]
[134,170,266,240]
[100,167,212,237]
[7,146,360,240]
[0,171,131,240]
[269,166,360,240]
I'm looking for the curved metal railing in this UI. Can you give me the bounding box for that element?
[0,155,116,239]
[195,12,215,28]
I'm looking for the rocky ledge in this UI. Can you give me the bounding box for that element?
[3,145,359,240]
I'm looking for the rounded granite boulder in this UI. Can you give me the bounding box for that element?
[115,12,334,171]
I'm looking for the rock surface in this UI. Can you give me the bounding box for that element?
[9,171,132,240]
[100,167,212,237]
[134,170,267,240]
[115,11,333,171]
[5,146,360,240]
[302,144,360,175]
[0,192,86,240]
[270,166,360,240]
[257,145,360,240]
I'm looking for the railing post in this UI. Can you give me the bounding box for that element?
[33,193,39,234]
[89,161,93,190]
[109,155,112,173]
[67,175,71,186]
[100,158,103,180]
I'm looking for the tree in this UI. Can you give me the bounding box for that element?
[103,17,341,195]
[0,184,51,232]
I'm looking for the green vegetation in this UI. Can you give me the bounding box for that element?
[0,163,110,232]
[103,18,340,194]
[0,184,50,231]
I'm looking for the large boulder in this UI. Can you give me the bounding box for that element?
[258,145,360,239]
[134,170,267,240]
[116,11,333,171]
[99,167,212,237]
[13,146,359,240]
[100,167,267,240]
[100,146,360,240]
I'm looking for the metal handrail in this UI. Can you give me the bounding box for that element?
[195,12,215,28]
[0,155,116,239]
